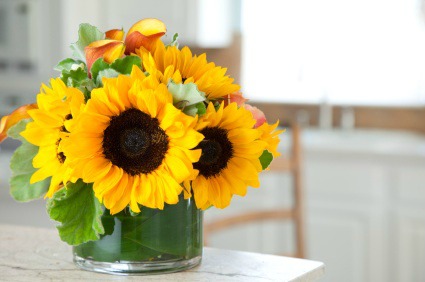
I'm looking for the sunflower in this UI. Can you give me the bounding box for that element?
[21,78,85,198]
[185,102,267,210]
[137,41,240,100]
[64,67,204,214]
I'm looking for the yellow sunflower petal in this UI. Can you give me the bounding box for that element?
[103,172,129,211]
[21,123,60,147]
[208,177,231,209]
[30,161,61,184]
[164,154,191,183]
[93,166,123,198]
[130,176,141,213]
[192,176,210,209]
[138,173,153,207]
[46,173,64,198]
[33,144,57,168]
[158,171,181,205]
[222,169,248,196]
[82,157,112,183]
[109,178,133,215]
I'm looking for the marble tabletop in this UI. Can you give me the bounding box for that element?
[0,224,324,281]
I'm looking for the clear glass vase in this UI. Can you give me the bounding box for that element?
[73,196,203,275]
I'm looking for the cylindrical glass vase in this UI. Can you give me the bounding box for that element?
[73,197,203,275]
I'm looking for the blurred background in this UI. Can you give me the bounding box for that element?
[1,0,425,281]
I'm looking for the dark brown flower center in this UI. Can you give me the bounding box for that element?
[102,108,169,176]
[57,114,73,163]
[56,139,66,164]
[194,127,233,178]
[120,128,150,157]
[61,114,72,133]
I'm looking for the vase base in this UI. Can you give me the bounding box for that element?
[73,255,202,275]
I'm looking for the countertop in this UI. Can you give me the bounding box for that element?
[0,224,325,281]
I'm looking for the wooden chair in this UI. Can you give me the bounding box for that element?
[204,123,305,258]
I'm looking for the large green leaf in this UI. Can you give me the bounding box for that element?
[47,180,104,245]
[8,119,49,202]
[70,23,105,62]
[123,198,202,257]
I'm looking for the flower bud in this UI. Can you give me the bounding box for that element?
[124,18,166,55]
[106,29,125,41]
[85,40,125,74]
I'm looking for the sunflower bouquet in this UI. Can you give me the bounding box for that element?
[0,18,282,274]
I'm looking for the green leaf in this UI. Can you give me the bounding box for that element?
[77,79,96,101]
[168,81,206,116]
[259,150,273,170]
[7,119,28,140]
[110,56,142,75]
[90,58,110,82]
[56,59,93,100]
[47,180,104,245]
[96,68,120,86]
[168,82,206,105]
[213,100,222,111]
[8,120,49,202]
[184,102,207,117]
[62,67,88,87]
[70,23,105,62]
[54,58,84,72]
[60,67,94,101]
[101,210,115,236]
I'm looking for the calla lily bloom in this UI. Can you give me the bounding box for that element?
[85,39,125,75]
[244,104,267,128]
[124,18,166,55]
[0,104,37,143]
[106,29,125,41]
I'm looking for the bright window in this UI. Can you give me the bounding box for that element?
[241,0,425,106]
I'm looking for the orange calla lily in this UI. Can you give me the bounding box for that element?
[0,104,37,143]
[124,18,166,55]
[106,29,125,41]
[85,39,125,75]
